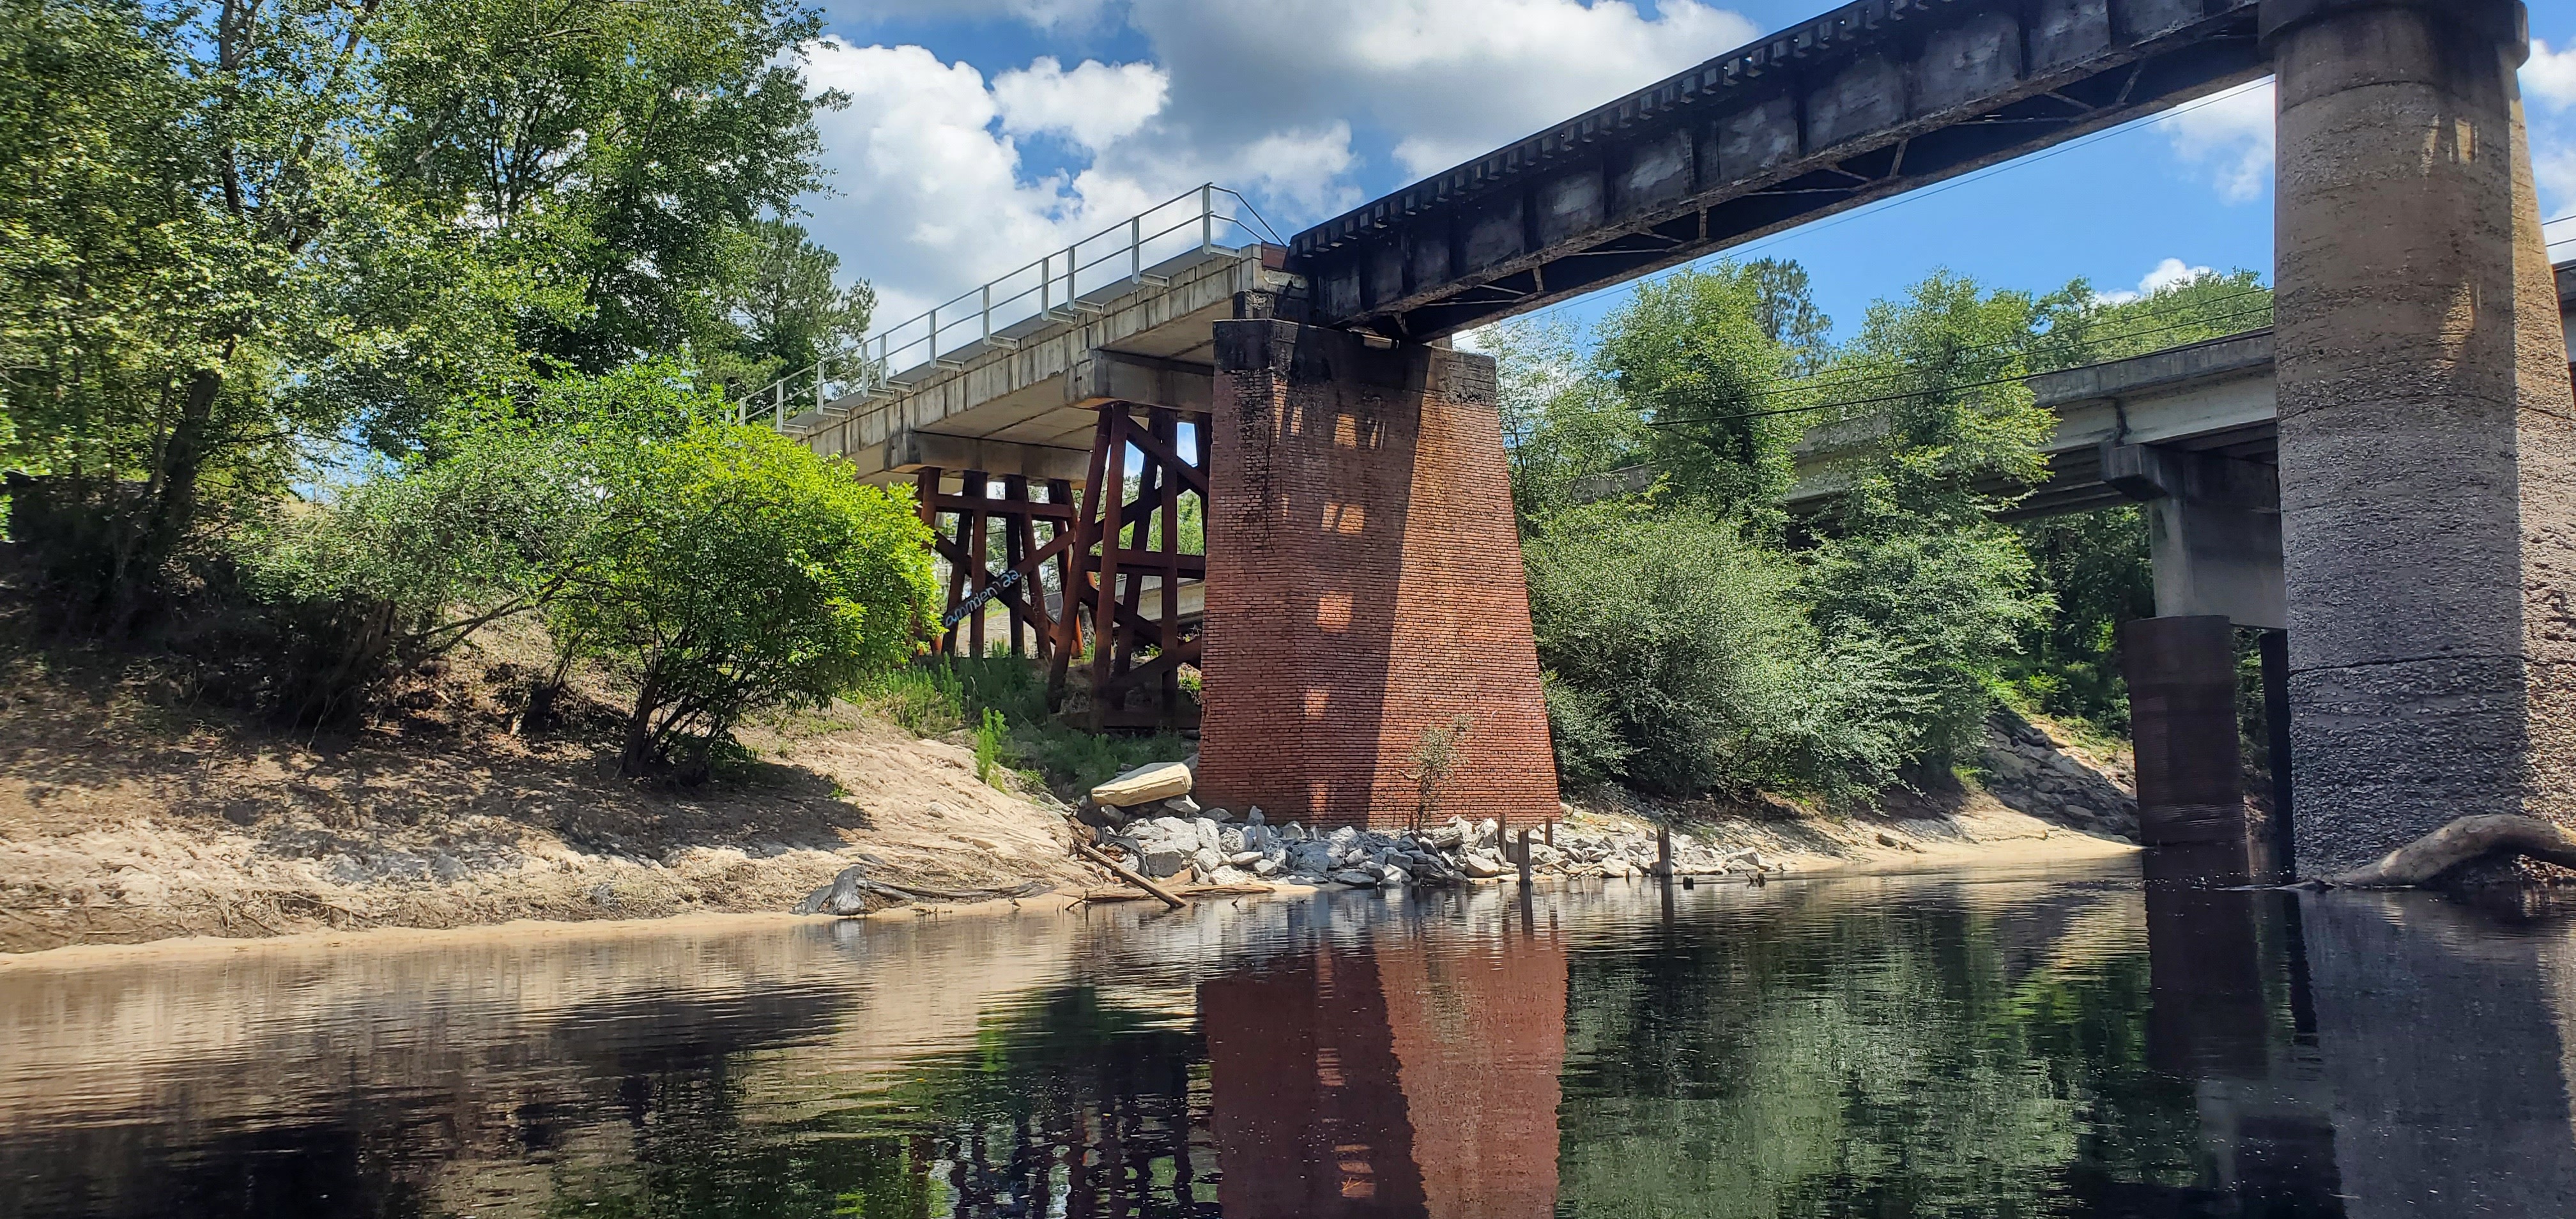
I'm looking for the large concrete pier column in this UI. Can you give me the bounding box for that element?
[2266,0,2576,875]
[1199,319,1558,829]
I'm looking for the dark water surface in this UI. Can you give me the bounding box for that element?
[8,859,2576,1218]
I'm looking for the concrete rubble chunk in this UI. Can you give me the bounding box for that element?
[1140,849,1189,878]
[1329,868,1381,887]
[1091,762,1193,808]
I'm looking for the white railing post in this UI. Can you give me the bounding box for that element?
[981,283,991,342]
[1200,184,1214,251]
[1065,245,1077,300]
[815,359,827,413]
[1130,215,1143,282]
[1041,252,1051,312]
[926,305,937,362]
[772,381,784,429]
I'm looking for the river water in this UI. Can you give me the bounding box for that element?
[6,859,2576,1217]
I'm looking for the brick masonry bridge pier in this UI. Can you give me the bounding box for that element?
[762,0,2574,863]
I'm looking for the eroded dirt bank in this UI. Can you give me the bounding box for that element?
[0,648,1091,954]
[3,629,2140,955]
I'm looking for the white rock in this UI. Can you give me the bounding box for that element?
[1091,762,1193,808]
[1462,852,1512,879]
[1377,862,1409,886]
[1227,850,1264,868]
[1252,857,1283,877]
[1219,827,1247,854]
[1209,865,1250,885]
[1163,795,1204,817]
[1193,847,1225,876]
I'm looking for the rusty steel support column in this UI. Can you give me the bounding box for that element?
[2122,616,2247,850]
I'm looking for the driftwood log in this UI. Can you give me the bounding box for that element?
[2327,815,2576,888]
[1071,839,1187,909]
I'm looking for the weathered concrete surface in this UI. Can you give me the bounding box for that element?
[1199,321,1557,829]
[2104,443,2287,628]
[1786,330,2281,518]
[797,247,1281,483]
[2268,0,2576,875]
[2123,617,2252,848]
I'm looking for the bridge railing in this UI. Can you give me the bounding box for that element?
[734,183,1277,431]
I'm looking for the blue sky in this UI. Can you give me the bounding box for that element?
[798,0,2576,349]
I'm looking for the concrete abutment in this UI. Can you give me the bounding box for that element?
[2266,0,2576,876]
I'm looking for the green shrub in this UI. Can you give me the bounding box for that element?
[974,708,1006,786]
[1523,503,1811,796]
[862,663,967,737]
[555,419,938,780]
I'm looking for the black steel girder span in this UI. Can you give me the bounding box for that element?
[1288,0,2265,339]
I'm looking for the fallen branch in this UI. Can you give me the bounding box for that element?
[1071,839,1186,909]
[2327,815,2576,887]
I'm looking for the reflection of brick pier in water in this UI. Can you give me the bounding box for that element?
[1199,917,1567,1217]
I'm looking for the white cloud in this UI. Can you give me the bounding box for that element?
[1126,0,1758,180]
[2092,257,2218,305]
[2527,38,2576,110]
[797,1,1762,331]
[2138,256,2214,295]
[796,39,1352,326]
[799,42,1102,323]
[993,57,1168,153]
[2162,79,2273,204]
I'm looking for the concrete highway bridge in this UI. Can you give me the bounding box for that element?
[758,0,2575,879]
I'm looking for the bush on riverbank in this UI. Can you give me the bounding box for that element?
[1504,260,2271,804]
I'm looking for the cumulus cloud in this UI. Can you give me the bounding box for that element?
[797,0,1761,332]
[1125,0,1757,180]
[2091,257,2218,306]
[2527,38,2576,110]
[994,57,1169,153]
[2162,79,2273,204]
[799,42,1105,323]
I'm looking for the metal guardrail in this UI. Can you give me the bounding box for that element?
[735,184,1278,431]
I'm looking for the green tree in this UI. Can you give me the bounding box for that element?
[702,217,878,398]
[369,0,840,379]
[1595,265,1804,527]
[1801,272,2062,768]
[0,0,850,627]
[238,409,601,723]
[556,420,939,780]
[1486,318,1644,528]
[1523,503,1811,795]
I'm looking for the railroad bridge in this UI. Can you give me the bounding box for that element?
[760,0,2574,876]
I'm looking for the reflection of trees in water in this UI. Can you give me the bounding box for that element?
[544,986,1213,1219]
[1555,894,2209,1216]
